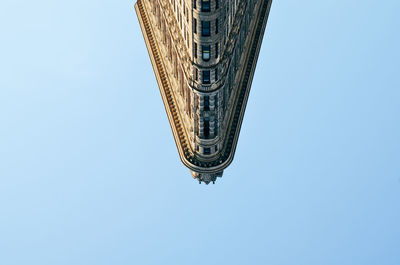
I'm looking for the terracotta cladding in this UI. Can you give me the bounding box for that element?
[136,0,272,183]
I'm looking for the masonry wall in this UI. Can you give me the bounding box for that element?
[143,0,263,160]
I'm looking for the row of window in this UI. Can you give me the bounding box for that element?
[171,0,188,25]
[202,95,218,111]
[201,115,218,140]
[193,18,218,36]
[194,43,219,61]
[197,145,218,155]
[194,68,218,84]
[194,0,219,12]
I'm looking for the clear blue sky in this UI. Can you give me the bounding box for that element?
[0,1,399,265]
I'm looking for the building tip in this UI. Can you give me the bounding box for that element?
[191,170,223,185]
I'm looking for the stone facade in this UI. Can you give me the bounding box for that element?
[135,0,272,184]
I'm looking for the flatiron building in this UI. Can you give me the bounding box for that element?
[135,0,272,184]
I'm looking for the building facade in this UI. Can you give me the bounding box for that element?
[135,0,272,184]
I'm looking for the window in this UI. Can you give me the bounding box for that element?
[204,147,211,154]
[194,18,197,34]
[215,42,219,58]
[204,96,210,111]
[202,45,210,61]
[215,68,218,81]
[201,0,210,12]
[201,21,210,36]
[216,0,219,9]
[202,70,210,84]
[195,68,198,81]
[215,19,219,34]
[194,42,198,58]
[204,118,210,139]
[194,0,197,9]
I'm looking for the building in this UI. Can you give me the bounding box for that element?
[135,0,272,184]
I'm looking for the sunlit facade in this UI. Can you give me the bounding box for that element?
[135,0,272,184]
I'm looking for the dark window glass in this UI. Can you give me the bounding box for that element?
[202,70,210,84]
[194,18,197,34]
[201,21,210,36]
[194,0,197,9]
[195,68,198,81]
[216,0,219,9]
[202,45,210,61]
[204,147,210,154]
[215,42,219,58]
[204,96,210,111]
[215,68,218,81]
[215,19,219,34]
[204,119,210,139]
[194,42,197,58]
[201,0,210,12]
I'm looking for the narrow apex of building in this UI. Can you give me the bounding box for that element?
[135,0,272,184]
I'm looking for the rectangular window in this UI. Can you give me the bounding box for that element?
[204,147,210,154]
[201,0,210,12]
[215,42,219,58]
[216,0,219,9]
[204,96,210,111]
[201,21,210,36]
[194,18,197,34]
[194,0,197,9]
[215,68,218,81]
[202,70,210,84]
[195,68,198,81]
[214,124,218,137]
[194,42,198,58]
[202,45,210,61]
[204,118,210,139]
[215,19,219,34]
